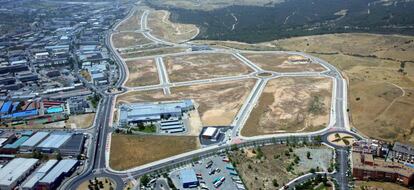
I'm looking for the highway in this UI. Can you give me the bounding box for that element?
[63,5,356,190]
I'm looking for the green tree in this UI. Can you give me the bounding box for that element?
[140,175,150,187]
[272,179,279,187]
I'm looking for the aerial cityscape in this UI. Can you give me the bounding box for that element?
[0,0,413,190]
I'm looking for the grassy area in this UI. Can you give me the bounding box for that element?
[110,134,199,170]
[130,123,156,133]
[228,144,332,189]
[77,177,115,190]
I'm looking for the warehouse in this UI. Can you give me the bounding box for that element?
[36,132,72,153]
[119,100,194,127]
[180,168,199,188]
[38,159,79,189]
[0,158,39,189]
[20,131,50,152]
[0,135,30,154]
[201,127,220,141]
[21,160,58,190]
[59,133,85,157]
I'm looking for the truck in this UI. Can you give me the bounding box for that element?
[206,160,213,168]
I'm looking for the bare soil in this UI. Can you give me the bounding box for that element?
[109,134,199,170]
[242,77,332,136]
[164,53,253,82]
[66,113,95,129]
[243,53,326,72]
[125,59,159,87]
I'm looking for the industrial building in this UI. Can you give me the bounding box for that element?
[21,160,58,190]
[20,131,50,152]
[36,132,72,153]
[180,168,199,188]
[201,127,220,141]
[38,159,79,189]
[119,100,194,127]
[0,158,39,189]
[59,133,85,157]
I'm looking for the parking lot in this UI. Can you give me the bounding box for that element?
[170,155,246,190]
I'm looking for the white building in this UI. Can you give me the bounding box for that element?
[0,158,39,189]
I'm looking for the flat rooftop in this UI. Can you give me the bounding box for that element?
[0,158,38,187]
[37,132,72,149]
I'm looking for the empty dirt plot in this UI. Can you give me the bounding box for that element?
[110,134,199,170]
[242,53,326,72]
[125,59,159,87]
[117,79,256,126]
[116,9,143,32]
[112,32,153,48]
[242,77,332,136]
[147,10,198,43]
[164,53,253,82]
[66,113,95,129]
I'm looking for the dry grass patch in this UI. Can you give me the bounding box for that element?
[109,134,198,170]
[66,113,95,129]
[121,47,187,59]
[116,9,143,31]
[354,181,409,190]
[125,59,159,87]
[117,79,256,126]
[243,53,325,72]
[164,53,253,82]
[242,77,332,136]
[112,32,153,48]
[270,33,414,145]
[147,10,198,43]
[272,33,414,62]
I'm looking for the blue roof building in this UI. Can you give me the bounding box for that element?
[3,136,29,149]
[180,169,199,188]
[0,101,12,114]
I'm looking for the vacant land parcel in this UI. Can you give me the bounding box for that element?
[125,59,159,87]
[117,79,256,126]
[164,53,253,82]
[242,53,325,72]
[115,9,143,32]
[147,10,198,43]
[272,33,414,144]
[110,134,198,170]
[242,77,332,136]
[112,32,153,48]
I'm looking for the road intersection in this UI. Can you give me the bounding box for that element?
[63,6,360,190]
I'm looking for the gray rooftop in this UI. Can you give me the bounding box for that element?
[21,160,58,189]
[39,159,78,184]
[37,132,72,149]
[393,142,414,155]
[21,131,50,148]
[0,158,38,187]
